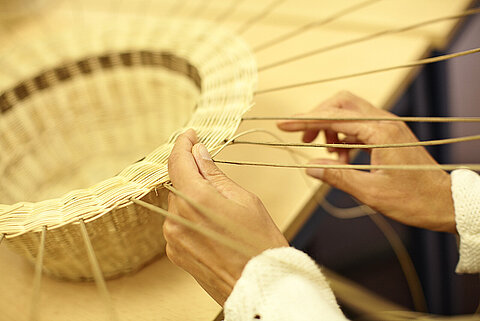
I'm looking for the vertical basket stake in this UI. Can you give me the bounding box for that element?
[79,219,120,321]
[29,226,46,321]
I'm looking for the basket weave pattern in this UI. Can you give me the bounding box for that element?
[0,14,257,280]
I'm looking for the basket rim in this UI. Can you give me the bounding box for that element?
[0,16,257,238]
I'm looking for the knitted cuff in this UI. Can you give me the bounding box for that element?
[224,247,342,321]
[451,169,480,273]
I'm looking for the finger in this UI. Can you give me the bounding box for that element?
[168,151,224,221]
[277,110,375,145]
[341,135,363,144]
[168,191,198,221]
[168,129,202,190]
[163,217,183,245]
[166,236,234,305]
[164,239,218,285]
[325,129,339,153]
[277,92,363,132]
[164,220,236,287]
[302,129,320,143]
[163,217,214,254]
[306,158,377,203]
[337,149,350,163]
[192,143,250,201]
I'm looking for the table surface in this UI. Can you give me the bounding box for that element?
[0,0,474,320]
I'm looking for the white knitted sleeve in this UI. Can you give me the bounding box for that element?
[224,247,348,321]
[451,169,480,273]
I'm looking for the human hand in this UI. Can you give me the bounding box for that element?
[165,129,289,305]
[277,91,456,234]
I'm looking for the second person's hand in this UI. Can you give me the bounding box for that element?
[277,91,456,234]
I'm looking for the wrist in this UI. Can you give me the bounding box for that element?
[429,173,456,234]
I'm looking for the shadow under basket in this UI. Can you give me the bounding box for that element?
[0,15,257,281]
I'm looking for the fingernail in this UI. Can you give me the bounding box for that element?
[195,143,211,161]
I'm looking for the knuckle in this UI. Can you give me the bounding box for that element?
[208,172,231,186]
[204,168,223,179]
[163,219,182,241]
[162,220,173,240]
[333,91,358,110]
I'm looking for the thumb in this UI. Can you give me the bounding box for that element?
[307,159,377,203]
[192,143,236,189]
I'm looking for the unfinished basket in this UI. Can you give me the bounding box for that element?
[0,11,257,281]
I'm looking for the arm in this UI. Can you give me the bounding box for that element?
[166,130,347,320]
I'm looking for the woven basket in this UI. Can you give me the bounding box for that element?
[0,11,257,281]
[0,0,48,20]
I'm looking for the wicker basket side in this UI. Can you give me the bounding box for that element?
[0,15,257,281]
[6,189,168,281]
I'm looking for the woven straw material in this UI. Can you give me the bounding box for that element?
[0,0,48,20]
[0,11,257,280]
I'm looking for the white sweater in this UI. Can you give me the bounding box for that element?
[224,169,480,320]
